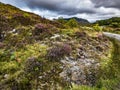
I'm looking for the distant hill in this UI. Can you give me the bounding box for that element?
[54,17,90,27]
[63,17,90,24]
[95,17,120,28]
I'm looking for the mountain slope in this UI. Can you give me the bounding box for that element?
[63,17,89,24]
[0,2,62,29]
[95,17,120,28]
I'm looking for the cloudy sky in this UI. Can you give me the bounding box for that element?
[0,0,120,22]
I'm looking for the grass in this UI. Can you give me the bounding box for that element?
[95,38,120,90]
[15,43,48,62]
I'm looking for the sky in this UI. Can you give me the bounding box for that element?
[0,0,120,22]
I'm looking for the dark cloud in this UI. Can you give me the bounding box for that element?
[0,0,120,22]
[24,0,95,15]
[91,0,120,9]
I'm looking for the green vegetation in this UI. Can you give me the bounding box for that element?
[71,84,106,90]
[56,17,79,28]
[66,18,78,28]
[47,43,72,61]
[95,38,120,90]
[93,24,103,32]
[0,2,120,90]
[95,17,120,28]
[95,17,120,34]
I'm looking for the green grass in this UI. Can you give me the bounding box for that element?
[96,38,120,90]
[70,84,107,90]
[15,43,48,61]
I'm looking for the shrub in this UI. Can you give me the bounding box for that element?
[12,13,33,26]
[5,26,34,48]
[33,23,58,40]
[24,57,42,76]
[0,14,12,41]
[66,18,78,28]
[47,44,72,61]
[33,23,48,35]
[75,31,87,38]
[93,24,102,32]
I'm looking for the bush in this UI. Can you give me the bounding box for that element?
[33,23,58,40]
[93,24,102,32]
[0,14,12,41]
[24,57,42,76]
[47,43,72,61]
[12,13,34,26]
[66,18,78,28]
[75,31,87,38]
[33,23,48,35]
[5,26,34,48]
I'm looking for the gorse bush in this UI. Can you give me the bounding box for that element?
[47,43,72,61]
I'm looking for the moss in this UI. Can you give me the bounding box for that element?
[60,29,77,36]
[0,61,20,74]
[13,43,48,62]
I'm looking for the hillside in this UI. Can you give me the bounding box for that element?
[95,17,120,28]
[0,2,62,30]
[0,2,120,90]
[93,17,120,34]
[63,17,89,24]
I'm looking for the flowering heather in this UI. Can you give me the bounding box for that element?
[47,44,72,60]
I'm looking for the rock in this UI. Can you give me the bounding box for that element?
[65,56,69,61]
[60,55,100,86]
[50,34,61,40]
[39,76,43,79]
[81,56,85,59]
[4,74,9,79]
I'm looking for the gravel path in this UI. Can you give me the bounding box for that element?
[103,32,120,41]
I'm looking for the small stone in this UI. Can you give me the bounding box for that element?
[4,74,9,79]
[65,56,69,61]
[50,34,61,39]
[69,56,74,60]
[39,76,43,79]
[81,56,85,59]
